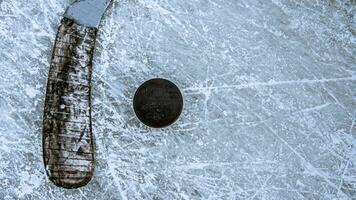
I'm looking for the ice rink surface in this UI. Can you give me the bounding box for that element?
[0,0,355,199]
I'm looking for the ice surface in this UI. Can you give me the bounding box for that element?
[0,0,355,199]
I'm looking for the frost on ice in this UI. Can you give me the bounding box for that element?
[0,0,355,199]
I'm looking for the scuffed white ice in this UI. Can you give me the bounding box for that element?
[0,0,355,199]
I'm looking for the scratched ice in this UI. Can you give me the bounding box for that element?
[0,0,355,199]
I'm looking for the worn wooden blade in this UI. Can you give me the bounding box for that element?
[42,18,97,189]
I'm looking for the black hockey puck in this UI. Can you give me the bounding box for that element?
[133,78,183,128]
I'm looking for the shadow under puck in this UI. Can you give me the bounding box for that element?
[133,78,183,128]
